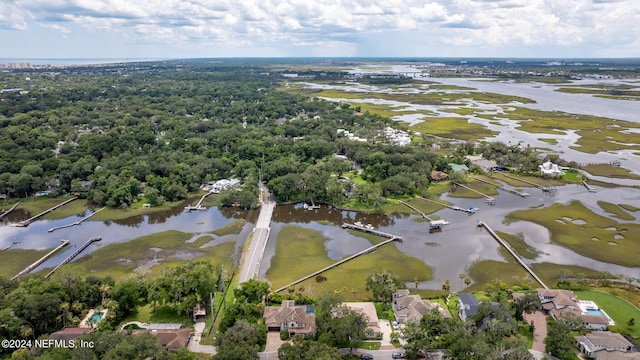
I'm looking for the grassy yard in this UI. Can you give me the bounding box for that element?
[506,201,640,267]
[489,172,564,188]
[574,290,640,338]
[266,226,432,301]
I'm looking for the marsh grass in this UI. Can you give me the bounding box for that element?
[507,201,640,267]
[0,248,51,278]
[410,117,497,141]
[495,231,542,260]
[448,180,499,198]
[597,201,635,221]
[212,219,246,236]
[582,164,640,181]
[266,225,432,300]
[67,230,235,280]
[489,172,563,187]
[466,249,535,292]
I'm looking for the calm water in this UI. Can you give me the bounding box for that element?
[260,183,640,291]
[0,199,257,273]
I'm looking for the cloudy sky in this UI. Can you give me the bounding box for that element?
[1,0,638,59]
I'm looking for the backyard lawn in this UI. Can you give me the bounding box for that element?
[574,290,640,338]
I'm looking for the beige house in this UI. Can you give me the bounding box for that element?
[393,290,451,324]
[575,331,640,360]
[537,289,609,330]
[342,302,381,338]
[264,300,316,337]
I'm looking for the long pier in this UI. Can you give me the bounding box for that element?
[341,223,402,239]
[11,240,70,280]
[185,191,214,211]
[452,182,495,205]
[400,201,433,220]
[0,202,20,220]
[48,207,106,233]
[472,177,530,198]
[418,196,478,214]
[45,237,102,278]
[274,234,401,293]
[13,197,78,227]
[500,173,556,193]
[476,221,548,289]
[582,181,597,193]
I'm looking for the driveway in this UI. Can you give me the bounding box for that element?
[378,319,397,350]
[265,331,286,353]
[524,310,548,353]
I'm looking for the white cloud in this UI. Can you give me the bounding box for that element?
[0,0,638,57]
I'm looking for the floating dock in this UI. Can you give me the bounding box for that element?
[400,201,450,232]
[274,235,401,293]
[48,207,106,233]
[472,177,530,197]
[11,240,70,280]
[476,221,547,289]
[303,199,320,210]
[500,173,557,193]
[0,202,20,220]
[13,197,78,227]
[452,182,495,205]
[185,191,214,211]
[45,237,101,278]
[418,197,478,214]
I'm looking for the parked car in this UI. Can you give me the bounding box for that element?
[360,354,374,360]
[392,352,405,359]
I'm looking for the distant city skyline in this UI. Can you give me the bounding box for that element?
[1,0,638,59]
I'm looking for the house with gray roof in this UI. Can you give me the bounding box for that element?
[458,293,479,321]
[575,331,640,360]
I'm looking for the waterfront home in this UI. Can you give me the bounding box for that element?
[264,300,316,338]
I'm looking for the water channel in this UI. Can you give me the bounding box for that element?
[1,182,639,290]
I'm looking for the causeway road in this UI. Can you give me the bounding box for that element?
[237,183,275,285]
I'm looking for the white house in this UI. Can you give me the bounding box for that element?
[539,161,564,176]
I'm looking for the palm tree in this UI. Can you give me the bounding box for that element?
[442,279,451,292]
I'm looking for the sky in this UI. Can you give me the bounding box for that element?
[1,0,639,59]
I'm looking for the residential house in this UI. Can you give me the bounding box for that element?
[458,293,479,322]
[130,328,191,351]
[343,302,381,338]
[264,300,316,338]
[50,327,93,346]
[393,290,451,324]
[209,179,241,193]
[539,161,564,176]
[448,163,469,173]
[430,170,449,182]
[537,289,610,330]
[575,331,640,360]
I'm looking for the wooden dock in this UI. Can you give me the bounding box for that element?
[400,201,433,221]
[341,223,402,240]
[304,199,320,210]
[582,181,597,193]
[472,177,530,197]
[45,237,101,278]
[13,197,78,227]
[0,202,20,220]
[11,240,70,280]
[48,207,106,233]
[452,182,495,205]
[185,191,214,211]
[500,173,557,193]
[417,197,478,214]
[274,235,401,293]
[477,221,548,289]
[400,201,450,231]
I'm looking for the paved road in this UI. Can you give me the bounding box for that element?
[237,183,275,285]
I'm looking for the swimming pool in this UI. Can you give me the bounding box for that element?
[91,312,104,323]
[584,309,607,318]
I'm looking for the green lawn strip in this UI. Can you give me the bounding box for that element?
[15,197,88,220]
[410,117,497,141]
[495,231,542,260]
[562,172,581,182]
[581,164,640,181]
[597,201,635,221]
[522,324,534,348]
[574,290,640,337]
[506,200,640,267]
[448,180,498,198]
[266,225,432,301]
[69,230,235,281]
[374,302,395,321]
[446,295,460,318]
[212,219,246,236]
[530,263,609,287]
[0,248,51,278]
[406,197,447,214]
[489,172,563,188]
[120,304,193,329]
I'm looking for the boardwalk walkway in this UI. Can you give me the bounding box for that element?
[500,173,557,193]
[11,240,69,280]
[473,177,530,197]
[418,197,477,214]
[13,197,78,227]
[45,237,102,278]
[0,202,20,220]
[452,182,495,205]
[476,221,548,289]
[48,207,106,232]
